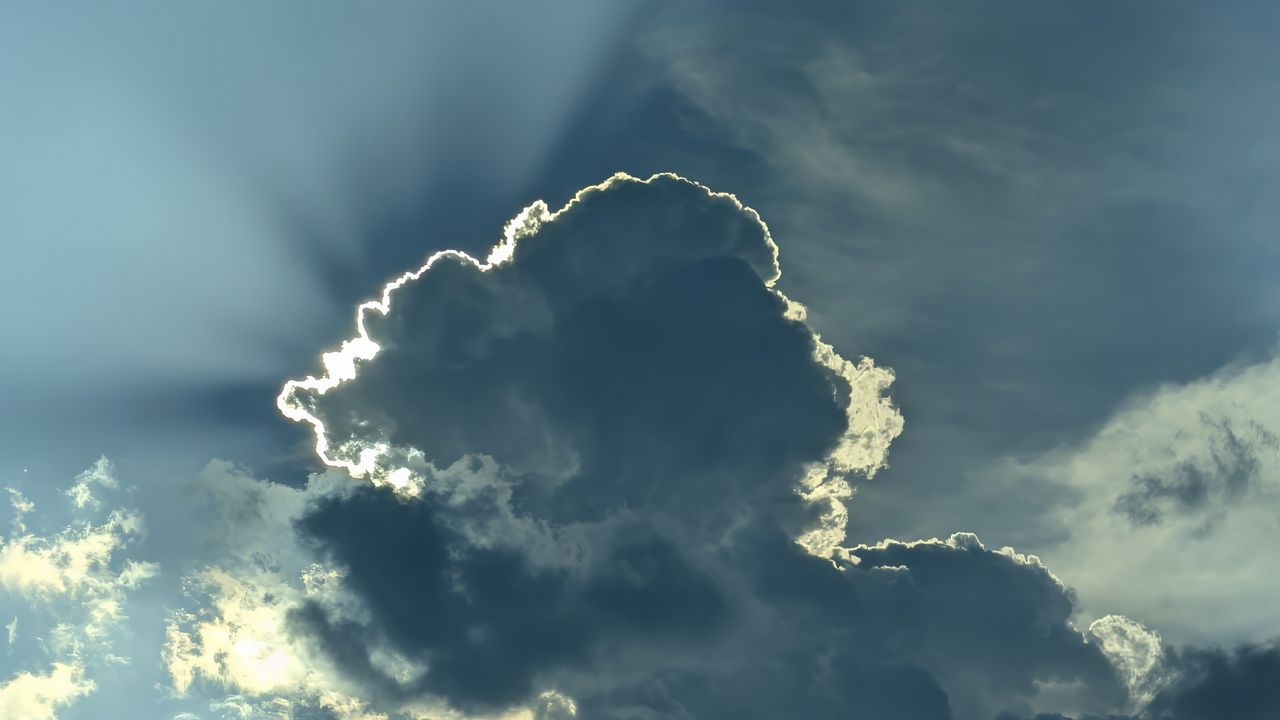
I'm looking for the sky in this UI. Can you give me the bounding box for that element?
[2,2,1279,719]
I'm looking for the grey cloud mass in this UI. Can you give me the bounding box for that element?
[261,175,1128,719]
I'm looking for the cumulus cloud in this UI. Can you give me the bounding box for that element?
[156,171,1280,719]
[205,173,1157,719]
[0,458,155,718]
[64,457,119,511]
[145,171,1280,720]
[279,172,902,552]
[162,462,393,720]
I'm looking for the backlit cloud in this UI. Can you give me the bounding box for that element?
[254,174,1138,719]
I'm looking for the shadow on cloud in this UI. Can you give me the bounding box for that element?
[168,174,1147,720]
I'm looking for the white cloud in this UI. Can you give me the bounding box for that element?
[0,507,155,638]
[0,662,94,720]
[1016,350,1280,644]
[0,458,155,718]
[64,456,119,510]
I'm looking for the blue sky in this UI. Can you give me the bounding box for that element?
[3,3,1280,719]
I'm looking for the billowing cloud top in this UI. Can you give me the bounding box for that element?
[279,172,902,553]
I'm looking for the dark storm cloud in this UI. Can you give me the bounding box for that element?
[275,176,1131,719]
[602,531,1128,720]
[288,175,844,518]
[279,173,902,546]
[294,497,1128,718]
[293,485,728,712]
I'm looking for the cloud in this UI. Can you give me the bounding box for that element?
[64,457,119,511]
[239,174,1147,719]
[168,172,1280,719]
[0,506,153,637]
[1088,615,1170,711]
[278,172,901,554]
[1111,415,1276,528]
[162,462,393,720]
[1007,350,1280,645]
[0,458,155,718]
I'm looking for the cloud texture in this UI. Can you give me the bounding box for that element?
[221,174,1135,719]
[1,459,155,719]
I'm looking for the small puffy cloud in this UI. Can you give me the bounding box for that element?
[278,172,901,553]
[64,456,119,511]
